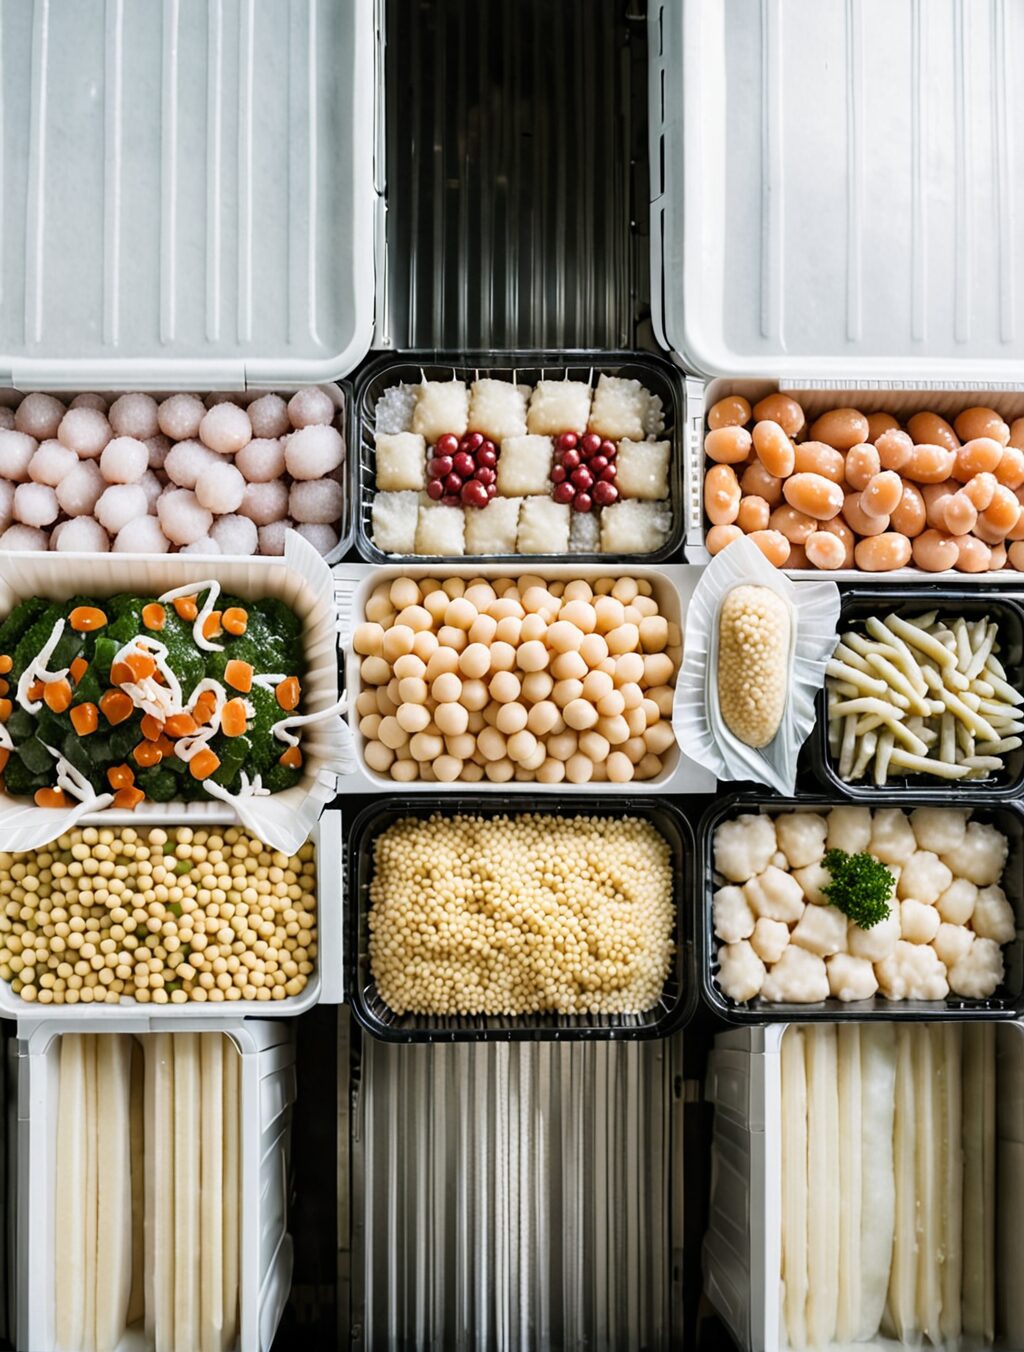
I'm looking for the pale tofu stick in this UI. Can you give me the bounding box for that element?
[865,652,932,715]
[839,714,858,780]
[825,658,889,695]
[84,1035,98,1350]
[854,713,885,735]
[972,679,996,698]
[174,1033,201,1352]
[868,617,929,695]
[55,1035,88,1351]
[832,641,875,670]
[961,690,982,711]
[836,1026,862,1343]
[955,719,976,759]
[780,1029,808,1351]
[887,748,970,779]
[859,1026,897,1341]
[962,1022,995,1341]
[955,618,973,673]
[850,730,878,780]
[887,613,960,670]
[938,1025,963,1341]
[977,736,1023,755]
[931,685,1000,741]
[907,609,939,629]
[873,730,895,785]
[886,1026,918,1341]
[830,679,861,699]
[915,1026,942,1342]
[127,1041,145,1327]
[940,711,956,765]
[960,756,1003,772]
[95,1036,133,1352]
[805,1027,839,1347]
[200,1035,225,1352]
[222,1036,241,1352]
[149,1033,175,1352]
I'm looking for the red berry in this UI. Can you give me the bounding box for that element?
[477,446,497,470]
[426,479,445,500]
[592,479,618,506]
[604,442,617,460]
[428,455,453,479]
[589,455,608,475]
[599,439,616,458]
[436,434,459,457]
[463,432,484,453]
[474,465,496,486]
[570,466,593,491]
[581,433,601,456]
[453,451,476,478]
[561,449,581,471]
[599,465,617,482]
[572,492,593,513]
[556,431,578,452]
[444,472,463,495]
[481,439,497,456]
[553,481,576,504]
[461,479,490,509]
[441,494,461,507]
[551,465,567,484]
[486,483,497,499]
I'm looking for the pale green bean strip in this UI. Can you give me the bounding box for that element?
[934,687,999,741]
[839,714,858,779]
[855,714,885,735]
[825,659,889,695]
[940,712,955,765]
[864,653,931,715]
[887,613,958,669]
[851,730,878,781]
[976,737,1023,755]
[874,730,895,786]
[965,623,997,680]
[955,619,973,674]
[960,756,1003,772]
[981,668,1024,706]
[887,748,970,779]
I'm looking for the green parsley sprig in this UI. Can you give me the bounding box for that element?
[822,848,894,930]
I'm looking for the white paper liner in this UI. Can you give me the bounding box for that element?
[0,532,352,855]
[674,535,840,794]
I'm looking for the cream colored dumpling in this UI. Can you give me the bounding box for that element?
[847,910,900,961]
[948,936,1004,997]
[937,878,978,925]
[897,850,952,904]
[875,940,949,1000]
[496,435,554,496]
[527,379,593,435]
[375,432,427,491]
[411,380,469,442]
[517,497,570,554]
[869,808,917,865]
[910,807,969,855]
[793,861,830,906]
[413,504,465,556]
[371,491,420,553]
[791,904,848,957]
[743,865,805,923]
[900,898,941,944]
[760,945,829,1003]
[941,821,1009,886]
[599,499,671,554]
[776,812,828,869]
[464,496,521,554]
[713,814,777,882]
[615,439,670,500]
[713,885,756,943]
[750,916,790,964]
[972,884,1016,943]
[468,379,528,441]
[933,922,974,969]
[826,805,872,854]
[588,374,649,441]
[716,939,766,1002]
[827,953,878,1001]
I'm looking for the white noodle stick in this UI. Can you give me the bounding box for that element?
[867,618,928,689]
[955,720,976,758]
[174,1034,201,1352]
[222,1037,241,1352]
[972,679,996,697]
[850,731,878,781]
[836,1026,862,1343]
[830,679,861,699]
[955,619,973,673]
[826,659,889,694]
[919,727,939,747]
[961,690,982,711]
[866,647,929,708]
[938,1025,963,1340]
[983,669,1024,706]
[960,756,1003,771]
[95,1036,133,1352]
[940,712,956,766]
[887,748,970,779]
[150,1033,175,1352]
[915,1026,942,1342]
[962,1023,996,1341]
[780,1029,809,1351]
[855,713,885,735]
[874,730,895,786]
[144,1039,155,1338]
[932,687,1000,741]
[805,1027,839,1347]
[127,1041,145,1326]
[84,1036,98,1351]
[908,609,940,629]
[886,1026,918,1341]
[200,1035,225,1352]
[832,641,875,671]
[859,1026,897,1341]
[977,736,1023,755]
[887,614,960,670]
[997,1140,1024,1345]
[839,715,858,780]
[843,634,891,661]
[55,1035,88,1351]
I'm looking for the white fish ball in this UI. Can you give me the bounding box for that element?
[55,461,105,517]
[0,430,38,482]
[179,537,221,555]
[157,393,205,441]
[210,513,258,555]
[57,406,112,458]
[145,434,173,469]
[289,477,344,524]
[29,440,77,486]
[13,482,59,527]
[0,481,14,532]
[295,522,340,555]
[0,409,14,431]
[108,392,160,440]
[53,517,110,552]
[164,439,218,489]
[113,516,170,553]
[0,524,48,550]
[284,424,344,480]
[195,461,246,513]
[257,519,294,555]
[139,469,163,512]
[157,488,214,545]
[95,483,149,534]
[100,435,148,484]
[239,479,289,526]
[288,387,335,428]
[69,392,108,411]
[15,392,65,440]
[199,402,252,454]
[248,393,291,439]
[235,437,286,483]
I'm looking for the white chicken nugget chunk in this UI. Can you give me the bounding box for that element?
[716,940,766,1003]
[827,953,878,1002]
[496,435,553,497]
[714,814,777,883]
[869,809,917,866]
[411,380,469,442]
[467,379,528,441]
[743,866,805,924]
[826,805,872,855]
[948,936,1004,998]
[933,923,974,970]
[371,491,420,553]
[713,885,756,944]
[750,917,790,964]
[614,439,671,501]
[910,807,969,856]
[793,861,830,907]
[875,941,949,1000]
[374,432,427,491]
[516,497,570,554]
[971,885,1016,944]
[464,496,521,555]
[896,851,952,905]
[936,878,978,926]
[847,911,901,962]
[900,898,941,945]
[588,373,650,441]
[761,946,830,1004]
[599,499,671,555]
[775,812,828,870]
[527,380,593,436]
[941,820,1009,887]
[791,904,848,957]
[413,504,465,557]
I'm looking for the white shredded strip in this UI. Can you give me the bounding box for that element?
[156,580,224,652]
[16,619,68,713]
[113,634,185,721]
[41,742,114,810]
[0,724,12,752]
[271,694,348,748]
[202,771,270,808]
[251,673,287,694]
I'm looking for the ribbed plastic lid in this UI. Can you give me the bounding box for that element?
[0,0,377,389]
[651,0,1024,381]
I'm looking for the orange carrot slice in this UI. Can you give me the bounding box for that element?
[0,699,11,722]
[99,690,134,725]
[70,703,99,736]
[27,680,43,702]
[223,607,248,636]
[224,660,253,693]
[142,603,166,631]
[140,713,163,742]
[155,735,176,758]
[0,656,11,674]
[123,651,157,682]
[112,786,145,811]
[0,749,9,773]
[110,662,132,686]
[220,699,248,738]
[188,748,221,781]
[164,712,198,738]
[106,764,135,790]
[192,692,217,726]
[69,657,88,685]
[279,745,303,769]
[202,611,223,640]
[43,679,73,714]
[69,606,107,632]
[132,741,163,768]
[276,676,301,711]
[34,788,68,808]
[173,595,198,621]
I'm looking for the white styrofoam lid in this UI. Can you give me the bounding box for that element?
[0,0,377,389]
[653,0,1024,381]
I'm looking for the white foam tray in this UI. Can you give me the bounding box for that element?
[330,561,716,795]
[16,1018,296,1352]
[703,1021,1024,1352]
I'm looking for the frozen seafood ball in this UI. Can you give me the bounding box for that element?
[139,470,163,512]
[53,517,109,552]
[288,387,335,428]
[713,814,777,883]
[205,391,239,407]
[239,479,289,526]
[235,437,286,483]
[195,461,246,513]
[157,488,214,546]
[113,517,170,553]
[289,477,343,524]
[95,483,149,534]
[910,807,969,856]
[29,440,77,487]
[0,430,38,482]
[13,482,59,528]
[57,406,112,459]
[295,522,339,555]
[210,513,258,555]
[15,392,65,440]
[199,402,252,455]
[157,393,205,440]
[69,392,108,412]
[145,434,172,470]
[0,524,48,550]
[109,392,160,440]
[0,481,14,532]
[248,393,291,439]
[941,821,1009,887]
[0,409,13,431]
[179,537,221,555]
[56,461,105,517]
[164,439,218,489]
[284,424,344,479]
[100,436,148,484]
[257,519,294,555]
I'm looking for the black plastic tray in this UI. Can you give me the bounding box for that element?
[351,350,686,565]
[809,586,1024,801]
[699,790,1024,1023]
[346,794,697,1042]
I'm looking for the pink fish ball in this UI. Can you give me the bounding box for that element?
[15,392,65,440]
[257,519,294,555]
[289,477,344,525]
[95,483,149,534]
[199,402,252,455]
[157,488,213,545]
[210,514,258,555]
[29,440,77,487]
[53,517,110,552]
[164,439,218,489]
[0,482,14,532]
[235,437,286,483]
[195,461,246,514]
[247,393,290,439]
[287,387,335,428]
[0,430,38,482]
[205,391,239,407]
[69,393,108,412]
[284,424,344,480]
[295,522,340,555]
[56,461,106,517]
[100,436,148,484]
[113,516,171,553]
[157,393,205,441]
[239,479,289,526]
[145,434,173,470]
[0,409,14,431]
[14,482,59,528]
[139,470,163,512]
[57,407,112,459]
[0,524,48,550]
[179,537,221,555]
[109,392,160,441]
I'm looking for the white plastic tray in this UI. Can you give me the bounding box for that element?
[16,1018,296,1352]
[331,560,716,795]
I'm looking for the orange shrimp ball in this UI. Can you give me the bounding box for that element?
[866,412,900,441]
[954,406,1010,446]
[940,491,977,536]
[845,443,881,490]
[962,472,997,512]
[907,411,959,452]
[769,505,816,544]
[889,481,926,537]
[860,470,903,518]
[804,531,847,570]
[736,495,770,533]
[704,426,752,464]
[704,465,741,525]
[752,421,795,478]
[706,524,743,555]
[905,443,956,484]
[739,461,784,507]
[708,394,752,429]
[792,441,845,483]
[953,437,1003,482]
[819,517,855,567]
[782,472,844,520]
[841,491,888,537]
[746,529,790,566]
[954,536,992,572]
[875,427,914,472]
[752,393,805,437]
[912,530,959,572]
[809,407,869,451]
[995,445,1024,489]
[853,533,912,571]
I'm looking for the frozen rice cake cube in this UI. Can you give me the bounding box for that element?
[569,508,601,553]
[615,438,671,500]
[411,380,469,442]
[496,435,553,496]
[371,491,420,553]
[599,499,671,555]
[414,503,465,556]
[374,432,427,491]
[517,497,570,554]
[468,379,528,441]
[588,374,654,441]
[464,496,521,554]
[527,380,593,435]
